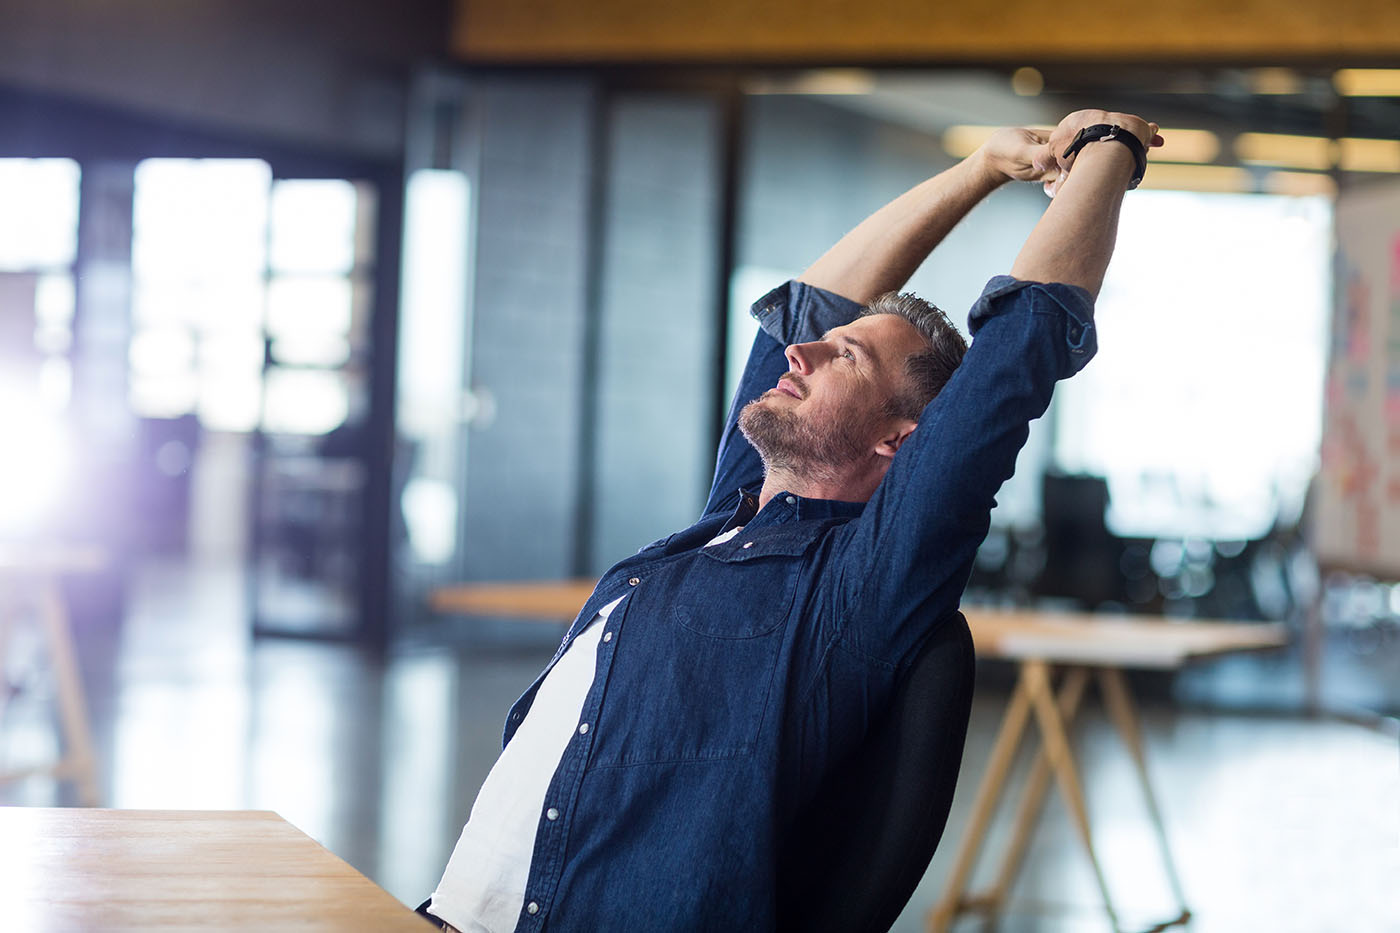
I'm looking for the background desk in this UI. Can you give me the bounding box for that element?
[929,609,1285,933]
[0,808,425,931]
[431,578,596,621]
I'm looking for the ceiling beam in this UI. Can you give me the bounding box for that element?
[452,0,1400,65]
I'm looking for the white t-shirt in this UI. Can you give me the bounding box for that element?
[430,527,745,931]
[428,596,621,931]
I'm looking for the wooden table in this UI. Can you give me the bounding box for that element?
[929,608,1286,933]
[431,581,1288,933]
[430,578,597,621]
[0,808,426,931]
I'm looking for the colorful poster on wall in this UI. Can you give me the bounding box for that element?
[1316,180,1400,575]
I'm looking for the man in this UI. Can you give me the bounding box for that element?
[424,108,1161,932]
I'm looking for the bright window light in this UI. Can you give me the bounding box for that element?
[131,159,271,422]
[129,329,197,375]
[198,329,266,372]
[129,160,367,432]
[271,334,351,367]
[0,383,73,534]
[402,477,459,565]
[1053,190,1331,540]
[197,373,263,433]
[194,326,264,433]
[37,357,72,410]
[0,159,80,271]
[131,281,189,327]
[269,179,357,274]
[397,169,471,441]
[133,159,270,279]
[262,369,349,435]
[396,169,470,565]
[132,278,266,329]
[34,273,75,326]
[266,276,353,338]
[129,373,199,420]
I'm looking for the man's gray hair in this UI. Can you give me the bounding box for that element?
[861,291,968,422]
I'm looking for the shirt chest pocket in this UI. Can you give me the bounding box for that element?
[676,530,816,636]
[589,531,816,767]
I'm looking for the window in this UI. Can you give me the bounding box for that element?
[0,159,82,534]
[0,158,82,413]
[131,158,270,429]
[130,163,369,435]
[1052,191,1332,540]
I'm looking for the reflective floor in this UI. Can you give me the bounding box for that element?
[2,559,1397,931]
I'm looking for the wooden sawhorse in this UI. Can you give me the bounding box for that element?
[928,610,1287,932]
[0,544,103,806]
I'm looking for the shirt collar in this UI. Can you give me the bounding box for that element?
[725,487,865,531]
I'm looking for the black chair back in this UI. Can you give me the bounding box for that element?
[777,612,976,932]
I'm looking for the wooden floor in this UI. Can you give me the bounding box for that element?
[2,559,1397,932]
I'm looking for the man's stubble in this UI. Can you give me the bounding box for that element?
[738,393,869,487]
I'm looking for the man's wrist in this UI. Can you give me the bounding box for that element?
[966,145,1013,189]
[1065,137,1138,186]
[1062,124,1147,189]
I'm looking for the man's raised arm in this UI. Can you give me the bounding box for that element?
[798,128,1062,304]
[827,109,1163,662]
[704,126,1063,515]
[1010,110,1162,296]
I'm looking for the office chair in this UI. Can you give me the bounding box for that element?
[776,612,977,933]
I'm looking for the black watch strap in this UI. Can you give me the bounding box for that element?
[1061,123,1148,190]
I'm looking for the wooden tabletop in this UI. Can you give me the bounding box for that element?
[430,578,597,620]
[430,579,1287,669]
[0,808,426,931]
[963,607,1286,668]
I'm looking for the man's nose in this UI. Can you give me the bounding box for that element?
[784,341,822,374]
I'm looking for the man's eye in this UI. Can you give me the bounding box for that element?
[842,348,855,361]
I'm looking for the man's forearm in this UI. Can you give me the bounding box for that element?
[1009,111,1159,298]
[1008,143,1134,297]
[797,149,1008,305]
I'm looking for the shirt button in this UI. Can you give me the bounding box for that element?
[628,576,640,586]
[546,807,559,821]
[742,541,753,549]
[578,722,590,734]
[603,631,613,643]
[785,495,797,505]
[526,902,540,915]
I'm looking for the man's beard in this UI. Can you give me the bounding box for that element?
[738,393,868,486]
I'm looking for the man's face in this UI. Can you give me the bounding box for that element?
[739,313,926,481]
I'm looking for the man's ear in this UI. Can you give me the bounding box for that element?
[874,420,917,460]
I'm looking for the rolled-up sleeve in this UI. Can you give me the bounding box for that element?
[752,280,867,347]
[969,275,1097,376]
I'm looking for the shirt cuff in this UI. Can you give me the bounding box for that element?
[968,275,1097,377]
[750,280,866,346]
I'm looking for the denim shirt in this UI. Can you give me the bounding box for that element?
[500,275,1096,932]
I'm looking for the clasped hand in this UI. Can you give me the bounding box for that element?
[981,111,1164,196]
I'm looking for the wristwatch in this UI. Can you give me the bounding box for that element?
[1061,124,1148,190]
